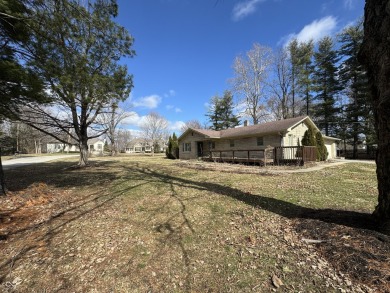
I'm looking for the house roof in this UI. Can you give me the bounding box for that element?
[219,116,313,138]
[179,116,317,141]
[88,138,105,144]
[323,135,341,141]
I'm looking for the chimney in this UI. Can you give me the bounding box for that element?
[244,120,248,127]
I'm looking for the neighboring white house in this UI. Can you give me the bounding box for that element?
[125,139,152,153]
[47,138,105,154]
[124,138,167,154]
[88,138,105,154]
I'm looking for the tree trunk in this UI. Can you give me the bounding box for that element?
[79,138,89,167]
[0,148,6,195]
[359,0,390,228]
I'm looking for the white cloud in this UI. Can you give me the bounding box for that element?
[343,0,354,10]
[132,95,161,109]
[120,111,147,127]
[281,16,337,46]
[164,89,176,98]
[232,0,265,21]
[166,105,182,113]
[169,121,185,132]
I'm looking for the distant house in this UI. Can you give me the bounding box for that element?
[47,138,105,154]
[88,138,105,154]
[125,139,152,153]
[125,138,167,154]
[178,116,339,160]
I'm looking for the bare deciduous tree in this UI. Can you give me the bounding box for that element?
[97,101,134,156]
[231,43,273,124]
[115,129,132,153]
[180,119,203,133]
[139,112,168,156]
[268,47,292,120]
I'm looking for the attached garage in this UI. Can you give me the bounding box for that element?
[323,136,340,159]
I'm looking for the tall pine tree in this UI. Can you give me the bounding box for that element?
[288,39,300,117]
[338,20,373,159]
[312,37,341,136]
[287,39,314,117]
[298,41,314,116]
[0,0,48,120]
[207,91,240,130]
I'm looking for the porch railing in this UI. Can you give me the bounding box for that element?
[202,146,317,166]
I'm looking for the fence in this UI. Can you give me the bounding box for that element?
[338,149,376,160]
[274,146,317,166]
[203,148,274,166]
[202,146,317,166]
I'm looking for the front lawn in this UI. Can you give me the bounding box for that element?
[0,156,387,292]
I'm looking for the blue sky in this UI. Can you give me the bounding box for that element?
[115,0,365,134]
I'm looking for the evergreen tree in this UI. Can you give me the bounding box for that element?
[338,20,373,159]
[288,39,300,117]
[301,125,316,146]
[172,132,179,158]
[315,131,327,161]
[298,41,314,116]
[165,133,178,159]
[18,0,135,166]
[312,37,341,136]
[0,0,48,120]
[207,91,240,130]
[288,39,314,117]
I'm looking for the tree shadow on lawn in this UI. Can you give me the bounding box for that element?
[131,165,390,292]
[134,165,378,232]
[0,169,151,287]
[1,161,388,292]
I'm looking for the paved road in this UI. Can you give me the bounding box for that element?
[1,155,78,170]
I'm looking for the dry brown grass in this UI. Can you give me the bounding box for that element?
[0,156,387,292]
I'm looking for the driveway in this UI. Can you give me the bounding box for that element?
[1,155,79,170]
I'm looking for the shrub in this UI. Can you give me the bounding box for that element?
[166,133,179,159]
[315,132,328,161]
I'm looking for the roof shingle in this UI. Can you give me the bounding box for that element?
[190,116,308,139]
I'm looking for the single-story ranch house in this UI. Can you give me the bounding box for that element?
[125,139,153,153]
[47,138,105,154]
[178,116,339,161]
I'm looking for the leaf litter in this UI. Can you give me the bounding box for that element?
[0,156,387,292]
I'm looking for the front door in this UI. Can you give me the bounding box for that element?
[197,142,204,157]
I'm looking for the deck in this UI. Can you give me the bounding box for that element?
[202,146,317,166]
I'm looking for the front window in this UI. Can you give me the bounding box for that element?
[209,141,215,149]
[183,142,191,152]
[257,137,264,146]
[229,140,235,147]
